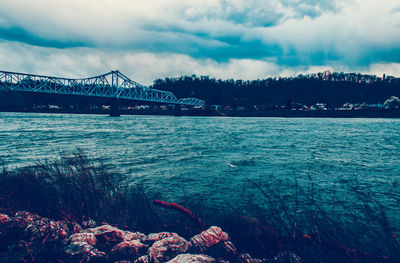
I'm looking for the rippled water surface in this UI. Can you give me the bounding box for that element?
[1,112,400,219]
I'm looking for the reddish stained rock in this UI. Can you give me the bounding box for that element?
[167,253,216,263]
[0,213,11,224]
[122,231,147,242]
[64,241,107,262]
[190,227,229,249]
[222,241,237,255]
[145,232,179,244]
[238,253,264,263]
[13,211,69,242]
[111,240,148,259]
[134,255,150,263]
[189,226,237,257]
[85,225,124,246]
[149,236,191,262]
[69,232,97,246]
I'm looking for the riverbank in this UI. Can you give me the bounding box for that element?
[0,211,303,263]
[2,108,400,118]
[1,153,399,262]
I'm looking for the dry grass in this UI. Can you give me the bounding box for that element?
[1,153,399,263]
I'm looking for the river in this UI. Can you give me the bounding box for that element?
[1,112,399,226]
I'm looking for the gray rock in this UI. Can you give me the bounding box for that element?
[145,232,179,244]
[64,241,107,262]
[111,240,148,259]
[69,232,97,246]
[238,253,265,263]
[167,253,216,263]
[123,231,147,242]
[84,224,124,246]
[149,236,191,262]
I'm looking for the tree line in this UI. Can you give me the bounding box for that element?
[151,73,400,108]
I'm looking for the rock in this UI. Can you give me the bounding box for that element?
[122,231,147,242]
[134,255,150,263]
[69,232,97,246]
[111,240,148,259]
[81,219,97,229]
[167,253,216,263]
[0,213,11,224]
[222,241,237,255]
[145,232,179,244]
[269,252,302,263]
[189,226,237,257]
[85,225,124,246]
[14,211,69,242]
[238,253,264,263]
[64,241,107,262]
[149,236,191,262]
[72,223,83,234]
[190,226,228,249]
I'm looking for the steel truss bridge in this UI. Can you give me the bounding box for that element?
[0,70,205,106]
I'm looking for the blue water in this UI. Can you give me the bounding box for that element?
[1,112,400,225]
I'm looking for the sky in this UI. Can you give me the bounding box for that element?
[0,0,399,85]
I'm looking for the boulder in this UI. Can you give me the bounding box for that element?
[85,225,124,246]
[123,231,147,242]
[64,241,107,262]
[149,236,190,262]
[13,211,69,242]
[111,240,148,259]
[238,253,264,263]
[167,253,216,263]
[145,232,179,244]
[69,232,97,246]
[0,213,11,224]
[189,226,237,257]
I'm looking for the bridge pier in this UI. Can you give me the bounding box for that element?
[109,98,120,117]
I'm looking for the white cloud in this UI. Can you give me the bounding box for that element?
[0,41,280,84]
[0,41,397,87]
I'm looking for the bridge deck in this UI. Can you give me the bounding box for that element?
[0,70,205,106]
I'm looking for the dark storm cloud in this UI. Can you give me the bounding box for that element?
[0,0,399,81]
[0,26,87,49]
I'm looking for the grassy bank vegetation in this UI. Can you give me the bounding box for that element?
[0,152,399,263]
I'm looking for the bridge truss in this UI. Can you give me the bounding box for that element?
[0,70,205,106]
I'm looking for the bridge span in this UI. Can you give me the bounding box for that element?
[0,70,205,107]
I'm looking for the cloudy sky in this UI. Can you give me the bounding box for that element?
[0,0,399,84]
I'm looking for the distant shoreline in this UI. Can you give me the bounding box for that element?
[2,109,400,118]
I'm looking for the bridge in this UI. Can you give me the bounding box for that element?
[0,70,205,106]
